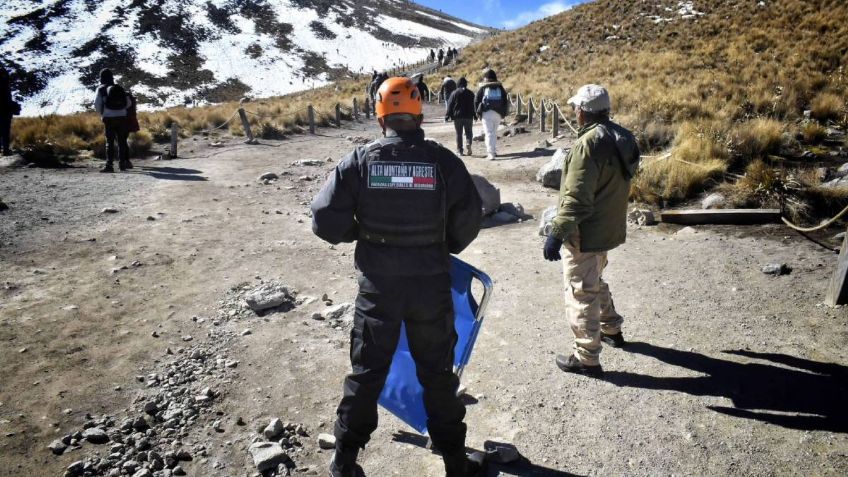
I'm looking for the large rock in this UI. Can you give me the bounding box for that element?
[538,206,557,236]
[244,283,295,312]
[471,175,501,216]
[248,442,288,472]
[536,148,568,189]
[701,193,726,209]
[322,303,353,321]
[82,427,109,444]
[317,433,336,449]
[263,418,285,440]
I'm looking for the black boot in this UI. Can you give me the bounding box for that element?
[444,451,487,477]
[119,160,133,170]
[328,446,363,477]
[556,354,603,377]
[100,163,114,173]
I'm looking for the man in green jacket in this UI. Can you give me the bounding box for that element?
[542,84,640,376]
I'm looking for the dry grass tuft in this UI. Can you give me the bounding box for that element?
[730,118,784,158]
[811,92,845,121]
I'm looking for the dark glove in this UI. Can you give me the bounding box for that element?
[543,235,563,261]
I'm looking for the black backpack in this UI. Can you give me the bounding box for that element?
[104,84,126,110]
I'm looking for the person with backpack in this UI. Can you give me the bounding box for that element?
[437,49,445,66]
[446,77,476,156]
[0,67,19,156]
[411,73,429,102]
[473,69,509,160]
[543,84,640,376]
[94,68,133,173]
[311,76,486,477]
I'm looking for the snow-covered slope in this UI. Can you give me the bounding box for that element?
[0,0,491,116]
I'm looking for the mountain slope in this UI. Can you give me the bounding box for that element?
[445,0,848,211]
[0,0,491,115]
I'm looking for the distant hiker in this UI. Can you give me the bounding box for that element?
[94,68,133,173]
[438,48,445,65]
[473,69,508,160]
[446,77,476,156]
[412,73,430,102]
[368,72,379,104]
[543,84,640,377]
[311,76,485,477]
[440,75,457,109]
[0,67,19,156]
[429,49,436,62]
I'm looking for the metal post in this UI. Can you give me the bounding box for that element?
[540,100,547,133]
[169,123,178,159]
[552,104,560,138]
[335,103,341,128]
[237,108,256,144]
[308,104,315,134]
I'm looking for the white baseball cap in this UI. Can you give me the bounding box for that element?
[567,84,611,113]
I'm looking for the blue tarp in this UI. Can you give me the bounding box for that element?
[377,257,492,434]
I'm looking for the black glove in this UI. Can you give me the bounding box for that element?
[543,235,563,261]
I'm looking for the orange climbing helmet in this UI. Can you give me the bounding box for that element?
[375,77,422,119]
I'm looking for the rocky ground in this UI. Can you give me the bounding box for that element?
[1,103,847,477]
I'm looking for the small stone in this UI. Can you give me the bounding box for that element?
[101,208,119,214]
[762,263,791,275]
[48,439,67,454]
[82,427,109,444]
[181,335,193,342]
[240,329,252,336]
[172,466,186,476]
[248,441,288,472]
[143,402,158,415]
[264,418,285,440]
[131,469,153,477]
[259,172,279,182]
[317,433,336,449]
[67,461,85,475]
[146,216,156,221]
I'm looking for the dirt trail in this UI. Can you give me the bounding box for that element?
[1,104,847,477]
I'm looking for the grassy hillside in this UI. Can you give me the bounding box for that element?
[440,0,848,218]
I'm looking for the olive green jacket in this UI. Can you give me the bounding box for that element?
[550,120,640,252]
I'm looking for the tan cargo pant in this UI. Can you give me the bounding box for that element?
[562,232,624,366]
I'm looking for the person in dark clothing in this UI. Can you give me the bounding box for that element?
[474,69,509,160]
[412,73,429,102]
[440,76,457,106]
[429,49,436,62]
[446,77,476,156]
[311,77,485,477]
[0,67,14,156]
[438,48,445,65]
[94,68,133,172]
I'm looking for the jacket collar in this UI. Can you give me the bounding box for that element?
[385,128,426,143]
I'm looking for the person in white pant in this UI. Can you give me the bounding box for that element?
[474,69,509,160]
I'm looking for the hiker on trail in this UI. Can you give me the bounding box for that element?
[94,68,133,173]
[311,77,485,477]
[473,69,508,160]
[429,49,436,62]
[0,67,18,156]
[367,71,378,102]
[440,75,457,111]
[542,84,640,377]
[438,48,445,65]
[446,77,476,156]
[412,73,430,102]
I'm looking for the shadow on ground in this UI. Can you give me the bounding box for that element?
[604,342,848,433]
[139,166,207,181]
[391,431,585,476]
[495,149,552,160]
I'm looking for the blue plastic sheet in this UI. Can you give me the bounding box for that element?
[377,257,492,434]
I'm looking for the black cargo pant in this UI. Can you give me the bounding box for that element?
[453,118,473,154]
[103,117,129,166]
[334,272,467,454]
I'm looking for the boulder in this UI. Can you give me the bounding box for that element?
[701,193,726,209]
[538,206,557,236]
[244,283,295,311]
[471,175,501,216]
[248,442,288,472]
[263,418,285,440]
[536,148,568,189]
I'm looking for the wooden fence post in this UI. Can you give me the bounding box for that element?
[540,100,547,133]
[528,99,535,124]
[335,103,341,128]
[169,123,178,159]
[237,108,256,144]
[353,97,359,120]
[308,104,315,134]
[364,98,371,119]
[552,104,560,138]
[516,94,523,117]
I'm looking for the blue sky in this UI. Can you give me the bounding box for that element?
[417,0,588,29]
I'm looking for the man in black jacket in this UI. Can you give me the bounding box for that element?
[446,77,476,156]
[93,68,133,172]
[0,67,13,156]
[474,69,509,160]
[311,77,485,477]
